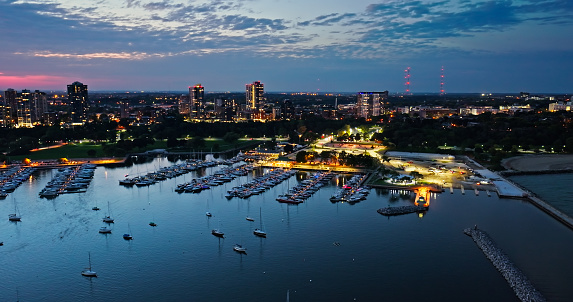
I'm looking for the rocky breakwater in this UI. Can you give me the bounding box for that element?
[463,227,546,302]
[377,205,427,216]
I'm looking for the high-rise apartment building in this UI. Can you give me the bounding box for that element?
[17,89,32,127]
[356,91,388,119]
[189,84,204,119]
[3,88,17,126]
[246,81,264,111]
[119,98,130,119]
[178,94,190,117]
[32,90,47,124]
[282,100,295,120]
[67,81,89,124]
[1,88,47,127]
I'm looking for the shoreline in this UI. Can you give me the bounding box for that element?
[502,154,573,171]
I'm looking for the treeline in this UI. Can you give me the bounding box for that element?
[294,150,375,167]
[375,111,573,169]
[0,114,372,156]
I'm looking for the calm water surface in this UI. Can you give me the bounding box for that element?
[1,157,573,301]
[510,173,573,218]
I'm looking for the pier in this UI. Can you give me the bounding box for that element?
[464,227,545,302]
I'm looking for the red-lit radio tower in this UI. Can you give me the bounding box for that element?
[440,66,445,96]
[404,67,411,95]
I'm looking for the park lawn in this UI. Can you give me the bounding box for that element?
[10,138,268,161]
[10,143,106,161]
[169,138,266,152]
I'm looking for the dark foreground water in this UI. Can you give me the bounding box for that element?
[1,157,573,301]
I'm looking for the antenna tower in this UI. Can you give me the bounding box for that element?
[440,66,445,96]
[404,67,411,95]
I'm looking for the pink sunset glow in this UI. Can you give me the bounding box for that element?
[0,73,72,91]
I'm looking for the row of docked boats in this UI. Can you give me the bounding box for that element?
[0,166,36,199]
[225,168,295,199]
[118,159,220,187]
[329,174,370,203]
[276,171,334,204]
[38,164,96,198]
[175,164,254,193]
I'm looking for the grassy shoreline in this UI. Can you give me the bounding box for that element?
[7,138,274,161]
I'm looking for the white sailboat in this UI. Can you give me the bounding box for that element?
[99,226,112,233]
[8,198,21,221]
[253,207,266,237]
[102,201,114,223]
[233,243,247,254]
[81,252,97,277]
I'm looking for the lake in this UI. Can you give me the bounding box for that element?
[1,157,573,301]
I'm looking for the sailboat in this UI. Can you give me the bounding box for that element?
[81,252,97,277]
[253,207,266,237]
[123,223,133,240]
[8,199,21,221]
[233,243,247,254]
[211,220,224,237]
[99,226,112,233]
[92,200,100,211]
[102,201,114,223]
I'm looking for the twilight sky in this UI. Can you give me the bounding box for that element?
[1,0,572,93]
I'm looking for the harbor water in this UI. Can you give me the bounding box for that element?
[1,157,573,301]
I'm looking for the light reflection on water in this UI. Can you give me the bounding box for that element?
[0,158,572,301]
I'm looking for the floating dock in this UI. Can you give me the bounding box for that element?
[464,227,545,302]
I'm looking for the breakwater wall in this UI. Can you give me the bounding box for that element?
[463,227,545,302]
[377,205,427,216]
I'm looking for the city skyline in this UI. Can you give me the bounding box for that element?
[1,0,572,93]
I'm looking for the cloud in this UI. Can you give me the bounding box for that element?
[1,0,573,92]
[21,51,164,60]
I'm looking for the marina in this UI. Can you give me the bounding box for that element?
[0,157,573,301]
